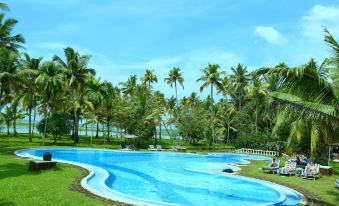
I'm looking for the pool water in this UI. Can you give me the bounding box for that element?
[16,148,304,206]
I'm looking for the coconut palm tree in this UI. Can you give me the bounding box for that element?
[1,106,13,135]
[120,75,137,97]
[245,74,268,134]
[197,64,224,150]
[100,81,119,142]
[141,69,158,89]
[36,62,64,146]
[0,48,20,107]
[18,53,42,141]
[230,64,250,110]
[0,13,25,51]
[87,76,104,138]
[164,67,184,128]
[53,47,95,143]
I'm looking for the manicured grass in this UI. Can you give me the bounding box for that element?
[0,147,113,206]
[238,159,339,206]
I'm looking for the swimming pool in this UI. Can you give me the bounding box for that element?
[15,148,304,206]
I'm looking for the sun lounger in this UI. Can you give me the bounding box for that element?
[148,145,156,151]
[156,145,162,151]
[262,159,280,174]
[301,163,321,181]
[121,144,136,151]
[278,161,296,176]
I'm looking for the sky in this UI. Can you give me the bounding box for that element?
[4,0,339,98]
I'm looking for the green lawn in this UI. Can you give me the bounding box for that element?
[0,147,113,206]
[0,134,338,206]
[238,159,339,206]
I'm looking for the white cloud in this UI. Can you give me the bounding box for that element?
[254,26,288,45]
[301,4,339,40]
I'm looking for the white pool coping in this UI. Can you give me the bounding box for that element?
[15,147,306,206]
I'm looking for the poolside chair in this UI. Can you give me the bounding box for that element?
[156,145,163,151]
[301,163,321,181]
[148,145,156,151]
[336,179,339,188]
[128,145,136,151]
[277,161,296,176]
[262,159,280,174]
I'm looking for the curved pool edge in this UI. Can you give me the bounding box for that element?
[15,148,180,206]
[15,148,306,206]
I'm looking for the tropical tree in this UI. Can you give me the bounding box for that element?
[120,75,137,97]
[100,81,119,142]
[197,64,224,150]
[0,48,20,107]
[164,67,184,127]
[53,47,95,143]
[1,106,13,135]
[141,69,158,89]
[0,13,25,51]
[36,62,64,145]
[18,53,42,141]
[230,64,249,110]
[245,74,268,134]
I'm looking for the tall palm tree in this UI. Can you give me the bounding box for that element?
[120,75,137,97]
[230,64,249,110]
[100,81,119,142]
[18,53,42,142]
[1,106,13,135]
[0,13,25,51]
[164,67,184,129]
[53,47,95,143]
[197,64,224,150]
[0,48,20,107]
[87,76,105,138]
[36,62,64,146]
[141,69,158,89]
[245,74,268,134]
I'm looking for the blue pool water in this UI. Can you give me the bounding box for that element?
[16,148,304,206]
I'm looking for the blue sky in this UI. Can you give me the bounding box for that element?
[5,0,339,98]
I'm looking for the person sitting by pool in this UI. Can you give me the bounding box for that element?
[270,158,278,167]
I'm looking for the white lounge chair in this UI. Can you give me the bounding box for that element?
[278,161,296,176]
[156,145,162,151]
[301,163,321,181]
[148,145,156,151]
[262,159,280,174]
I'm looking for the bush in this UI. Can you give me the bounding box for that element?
[234,132,270,149]
[37,112,72,143]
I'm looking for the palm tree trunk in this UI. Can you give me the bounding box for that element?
[85,119,88,136]
[13,117,17,136]
[159,121,162,140]
[32,108,36,135]
[6,122,10,135]
[96,122,99,138]
[43,104,48,146]
[175,81,179,135]
[72,89,79,144]
[211,84,215,151]
[28,107,32,142]
[255,103,258,134]
[227,123,230,144]
[106,115,110,142]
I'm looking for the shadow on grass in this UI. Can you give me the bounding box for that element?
[0,200,16,206]
[325,190,339,205]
